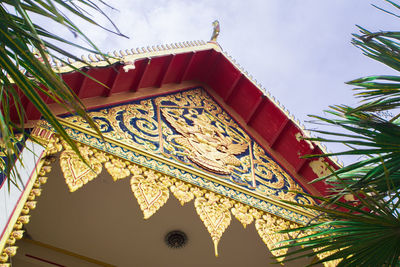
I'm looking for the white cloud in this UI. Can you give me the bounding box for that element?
[34,0,400,161]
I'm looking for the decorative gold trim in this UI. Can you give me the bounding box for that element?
[170,180,195,206]
[313,244,341,267]
[0,154,52,264]
[231,203,258,228]
[130,169,171,219]
[51,142,303,260]
[51,113,317,219]
[194,192,233,257]
[283,228,341,267]
[2,140,320,264]
[255,213,292,262]
[104,156,131,181]
[59,144,102,192]
[31,127,63,156]
[50,87,316,218]
[45,140,306,260]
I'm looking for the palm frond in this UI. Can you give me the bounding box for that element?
[279,1,400,265]
[0,0,125,188]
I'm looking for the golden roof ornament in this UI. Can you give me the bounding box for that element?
[210,20,220,42]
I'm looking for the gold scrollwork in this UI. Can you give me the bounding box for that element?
[54,88,315,206]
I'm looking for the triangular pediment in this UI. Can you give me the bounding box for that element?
[36,87,316,224]
[1,41,337,267]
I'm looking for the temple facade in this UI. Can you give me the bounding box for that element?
[0,39,338,266]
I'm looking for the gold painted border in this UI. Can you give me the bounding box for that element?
[55,117,316,219]
[0,147,45,254]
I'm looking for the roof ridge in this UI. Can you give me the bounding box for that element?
[51,40,215,73]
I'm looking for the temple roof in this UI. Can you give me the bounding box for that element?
[18,40,339,196]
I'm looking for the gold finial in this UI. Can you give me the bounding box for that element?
[210,20,220,42]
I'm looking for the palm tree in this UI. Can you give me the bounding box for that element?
[279,1,400,266]
[0,0,125,188]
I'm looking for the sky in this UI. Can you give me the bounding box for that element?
[49,0,400,161]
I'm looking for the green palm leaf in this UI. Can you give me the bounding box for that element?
[279,1,400,265]
[0,0,125,189]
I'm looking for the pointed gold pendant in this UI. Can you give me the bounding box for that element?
[255,214,291,262]
[130,170,169,219]
[60,149,102,192]
[194,192,233,257]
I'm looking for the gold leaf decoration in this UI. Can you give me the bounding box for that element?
[130,170,169,219]
[159,175,172,187]
[45,137,63,156]
[313,242,341,267]
[38,176,48,184]
[162,108,248,175]
[170,181,194,205]
[231,203,255,228]
[59,148,102,192]
[38,165,51,177]
[93,151,109,163]
[21,200,37,215]
[28,188,42,201]
[289,226,340,266]
[105,157,131,181]
[2,247,16,257]
[255,213,292,262]
[194,192,233,257]
[0,253,8,263]
[128,164,144,175]
[191,186,206,198]
[10,231,24,240]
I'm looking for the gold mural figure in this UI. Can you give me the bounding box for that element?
[162,109,248,174]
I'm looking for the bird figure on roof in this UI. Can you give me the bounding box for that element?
[210,20,220,42]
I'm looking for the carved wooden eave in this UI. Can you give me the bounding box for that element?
[15,40,339,196]
[1,40,341,266]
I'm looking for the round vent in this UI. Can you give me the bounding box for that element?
[165,230,188,249]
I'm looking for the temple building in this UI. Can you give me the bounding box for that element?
[0,27,339,266]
